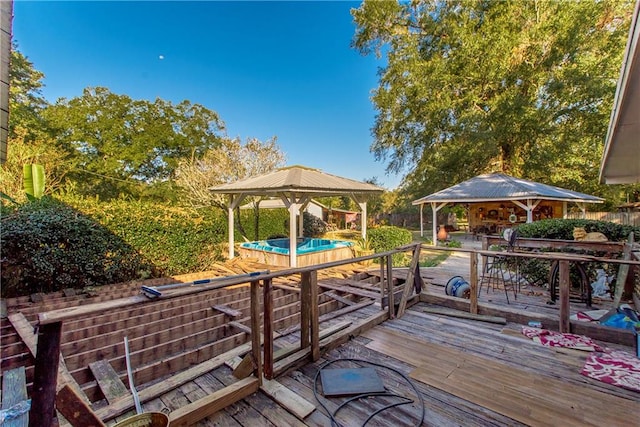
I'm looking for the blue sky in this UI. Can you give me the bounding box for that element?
[12,0,403,189]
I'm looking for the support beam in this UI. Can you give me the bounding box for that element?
[512,199,540,223]
[397,244,421,317]
[300,272,311,349]
[358,201,367,240]
[55,385,105,427]
[430,202,448,246]
[431,202,437,247]
[559,260,570,333]
[250,280,262,384]
[29,322,62,427]
[226,194,246,260]
[386,255,394,318]
[263,279,274,380]
[309,271,320,362]
[469,251,478,315]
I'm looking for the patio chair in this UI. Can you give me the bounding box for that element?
[479,229,519,303]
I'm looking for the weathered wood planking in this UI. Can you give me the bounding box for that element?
[88,360,130,405]
[212,304,243,318]
[6,313,88,404]
[55,385,105,427]
[364,326,639,427]
[2,366,28,427]
[317,281,381,300]
[260,378,315,420]
[168,377,259,427]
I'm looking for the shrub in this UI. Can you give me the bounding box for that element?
[516,218,639,242]
[367,226,413,266]
[61,195,228,276]
[514,218,640,292]
[302,211,328,237]
[1,197,154,297]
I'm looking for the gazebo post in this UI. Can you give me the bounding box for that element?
[228,203,234,259]
[227,194,246,260]
[298,208,304,237]
[431,202,437,246]
[288,205,298,267]
[419,204,424,237]
[512,199,540,223]
[358,201,367,240]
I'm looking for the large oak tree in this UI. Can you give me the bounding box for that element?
[352,0,635,202]
[44,87,226,199]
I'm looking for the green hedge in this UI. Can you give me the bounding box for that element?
[238,208,289,240]
[516,218,639,242]
[367,226,413,266]
[1,197,155,297]
[1,195,232,297]
[61,195,228,276]
[514,218,640,291]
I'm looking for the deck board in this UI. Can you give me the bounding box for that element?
[2,255,638,427]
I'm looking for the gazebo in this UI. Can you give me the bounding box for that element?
[210,165,384,267]
[412,173,604,245]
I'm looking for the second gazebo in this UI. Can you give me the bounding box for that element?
[412,173,604,244]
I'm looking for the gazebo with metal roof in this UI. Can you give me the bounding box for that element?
[210,165,384,267]
[412,173,604,245]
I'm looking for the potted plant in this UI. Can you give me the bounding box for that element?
[354,236,375,264]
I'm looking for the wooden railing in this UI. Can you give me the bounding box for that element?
[29,247,413,427]
[27,239,640,426]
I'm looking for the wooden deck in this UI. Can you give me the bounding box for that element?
[1,248,638,426]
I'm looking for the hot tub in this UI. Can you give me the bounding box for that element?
[238,238,354,267]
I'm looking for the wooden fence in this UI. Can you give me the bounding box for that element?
[566,211,640,226]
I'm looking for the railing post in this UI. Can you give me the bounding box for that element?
[386,255,395,319]
[263,278,274,380]
[29,322,62,427]
[309,270,320,361]
[397,243,421,317]
[250,280,263,383]
[469,251,478,314]
[559,260,570,333]
[379,259,385,310]
[300,272,311,349]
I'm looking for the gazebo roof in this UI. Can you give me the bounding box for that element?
[210,165,384,197]
[412,173,604,205]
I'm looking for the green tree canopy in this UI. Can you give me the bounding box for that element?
[8,43,48,140]
[352,0,635,202]
[175,136,286,210]
[44,87,226,199]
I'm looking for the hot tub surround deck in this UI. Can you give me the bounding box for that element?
[239,238,355,267]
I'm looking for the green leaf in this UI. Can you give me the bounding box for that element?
[23,163,45,199]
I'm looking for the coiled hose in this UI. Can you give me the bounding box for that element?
[312,358,425,427]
